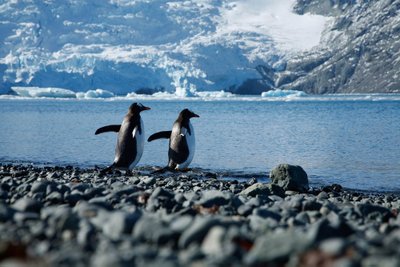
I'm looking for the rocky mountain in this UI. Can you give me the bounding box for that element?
[278,0,400,93]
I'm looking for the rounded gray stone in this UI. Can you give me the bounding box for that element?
[270,164,309,192]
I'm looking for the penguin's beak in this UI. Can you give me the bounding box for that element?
[142,106,151,111]
[192,113,199,118]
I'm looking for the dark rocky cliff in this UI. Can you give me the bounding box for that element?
[276,0,400,93]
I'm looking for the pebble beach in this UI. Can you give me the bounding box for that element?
[1,164,400,267]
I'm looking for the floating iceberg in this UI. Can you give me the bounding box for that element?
[11,87,77,98]
[195,91,236,99]
[76,89,114,99]
[261,89,307,98]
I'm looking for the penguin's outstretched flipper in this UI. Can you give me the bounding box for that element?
[147,131,172,142]
[95,124,121,135]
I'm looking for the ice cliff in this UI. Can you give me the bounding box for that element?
[0,0,398,96]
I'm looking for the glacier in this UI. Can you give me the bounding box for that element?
[0,0,329,96]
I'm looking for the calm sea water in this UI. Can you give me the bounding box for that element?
[0,98,399,191]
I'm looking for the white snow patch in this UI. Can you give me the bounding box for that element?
[218,0,329,52]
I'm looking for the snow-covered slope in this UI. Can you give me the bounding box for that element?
[0,0,328,96]
[279,0,400,93]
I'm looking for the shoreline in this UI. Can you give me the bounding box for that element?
[1,161,398,195]
[1,164,400,266]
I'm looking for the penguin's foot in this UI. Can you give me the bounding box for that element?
[177,168,192,173]
[151,166,174,174]
[100,166,113,175]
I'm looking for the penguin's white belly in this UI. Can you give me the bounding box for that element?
[129,119,145,169]
[176,123,195,170]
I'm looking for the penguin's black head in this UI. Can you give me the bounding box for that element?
[129,103,151,114]
[180,108,199,120]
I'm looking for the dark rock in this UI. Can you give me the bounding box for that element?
[302,199,323,211]
[16,183,31,193]
[12,198,42,213]
[84,187,105,199]
[41,206,80,232]
[197,190,232,208]
[113,186,140,197]
[88,197,113,210]
[322,184,343,193]
[253,208,282,222]
[245,230,310,265]
[169,215,193,233]
[46,182,59,197]
[31,181,49,194]
[77,206,111,232]
[179,244,205,264]
[71,183,91,192]
[285,194,304,211]
[317,191,329,200]
[362,256,400,267]
[179,216,221,248]
[248,214,279,231]
[150,187,174,199]
[64,193,83,205]
[147,187,177,212]
[239,183,285,198]
[0,182,11,191]
[183,191,201,202]
[295,212,311,225]
[57,184,70,195]
[133,215,178,245]
[102,210,141,240]
[0,204,14,222]
[356,203,393,221]
[46,191,64,203]
[141,176,156,186]
[14,211,40,223]
[237,204,253,217]
[307,217,354,243]
[77,221,96,251]
[12,170,29,178]
[270,164,309,192]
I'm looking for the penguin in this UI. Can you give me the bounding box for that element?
[95,103,150,172]
[148,109,199,170]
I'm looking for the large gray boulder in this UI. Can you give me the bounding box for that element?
[269,164,309,192]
